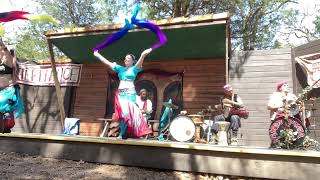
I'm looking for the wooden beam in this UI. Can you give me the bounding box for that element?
[47,39,65,127]
[46,21,227,40]
[1,133,320,179]
[291,48,298,95]
[225,19,230,84]
[45,12,230,38]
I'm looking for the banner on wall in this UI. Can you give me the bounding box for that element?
[295,53,320,88]
[15,63,82,86]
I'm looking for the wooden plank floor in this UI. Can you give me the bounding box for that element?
[0,133,319,179]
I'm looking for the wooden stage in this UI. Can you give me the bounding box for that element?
[0,133,319,180]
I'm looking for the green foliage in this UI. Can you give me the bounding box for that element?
[14,0,118,61]
[35,0,105,27]
[314,15,320,37]
[14,21,58,61]
[14,0,314,60]
[140,0,296,50]
[229,0,295,50]
[143,0,224,19]
[280,5,320,45]
[102,0,133,24]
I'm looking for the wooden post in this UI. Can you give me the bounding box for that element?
[291,48,297,95]
[225,18,230,84]
[47,39,65,127]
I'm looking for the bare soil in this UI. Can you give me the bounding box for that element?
[0,151,256,180]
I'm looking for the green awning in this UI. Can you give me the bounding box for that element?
[47,14,229,64]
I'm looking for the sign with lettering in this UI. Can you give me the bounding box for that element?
[15,64,82,86]
[296,53,320,88]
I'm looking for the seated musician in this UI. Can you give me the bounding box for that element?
[136,89,153,121]
[267,81,301,121]
[213,84,245,145]
[267,81,308,148]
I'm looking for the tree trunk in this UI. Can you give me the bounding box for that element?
[173,0,182,17]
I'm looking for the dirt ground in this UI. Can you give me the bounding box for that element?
[0,151,256,180]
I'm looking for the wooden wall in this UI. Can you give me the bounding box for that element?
[145,59,226,114]
[74,59,226,136]
[72,64,109,136]
[293,39,320,142]
[12,85,72,134]
[229,49,293,147]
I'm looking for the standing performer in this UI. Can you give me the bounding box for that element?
[0,40,24,133]
[94,49,152,139]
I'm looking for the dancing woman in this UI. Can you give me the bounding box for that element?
[94,49,152,138]
[0,40,24,133]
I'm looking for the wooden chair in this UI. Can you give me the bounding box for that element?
[147,119,160,137]
[97,118,119,137]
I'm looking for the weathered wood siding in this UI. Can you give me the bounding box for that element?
[293,39,320,142]
[12,85,72,134]
[229,49,293,147]
[73,64,109,136]
[144,59,226,114]
[74,59,226,136]
[294,39,320,57]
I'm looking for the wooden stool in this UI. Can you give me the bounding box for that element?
[215,121,230,146]
[188,115,206,143]
[148,120,159,137]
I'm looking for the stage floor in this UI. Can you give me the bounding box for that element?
[1,132,319,157]
[0,133,320,179]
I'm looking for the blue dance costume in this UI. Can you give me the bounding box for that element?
[113,64,151,137]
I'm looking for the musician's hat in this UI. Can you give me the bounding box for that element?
[277,81,288,92]
[223,84,233,92]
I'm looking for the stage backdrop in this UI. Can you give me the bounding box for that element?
[73,58,226,137]
[229,48,294,147]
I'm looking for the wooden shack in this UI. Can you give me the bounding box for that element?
[293,39,320,142]
[45,13,231,136]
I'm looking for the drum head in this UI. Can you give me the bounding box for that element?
[169,116,196,142]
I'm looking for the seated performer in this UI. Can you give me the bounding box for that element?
[267,81,303,120]
[213,84,245,145]
[267,81,307,148]
[136,89,153,121]
[0,41,24,133]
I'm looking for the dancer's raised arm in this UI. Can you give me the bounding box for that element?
[93,51,115,69]
[136,48,152,69]
[0,40,13,68]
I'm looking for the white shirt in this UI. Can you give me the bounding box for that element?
[268,92,297,108]
[267,91,298,120]
[136,95,153,118]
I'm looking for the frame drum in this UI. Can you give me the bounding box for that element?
[169,115,196,142]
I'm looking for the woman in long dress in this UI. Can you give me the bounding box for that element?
[94,49,152,138]
[0,42,24,133]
